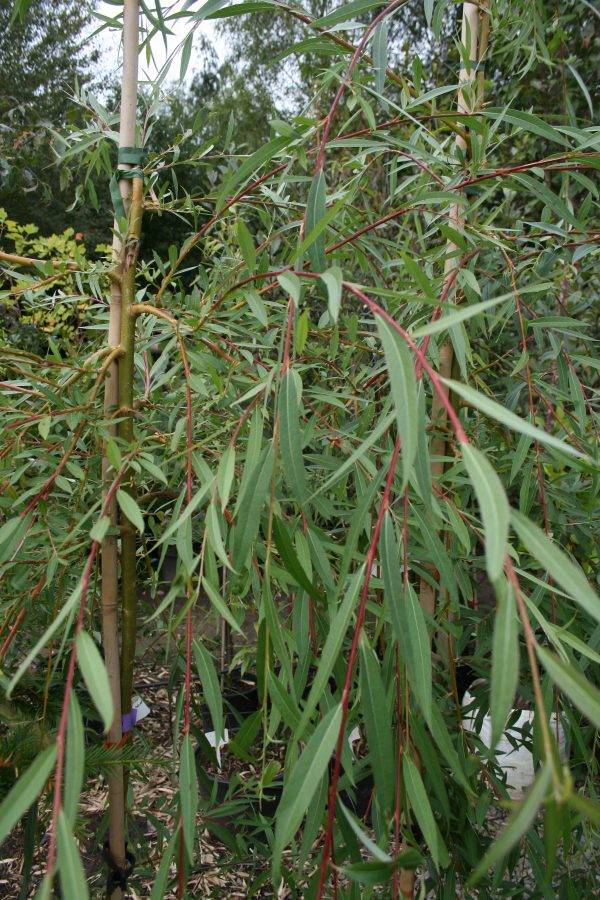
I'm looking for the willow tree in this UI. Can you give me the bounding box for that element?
[0,1,598,898]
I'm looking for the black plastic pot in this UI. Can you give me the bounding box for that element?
[199,670,259,731]
[198,765,284,827]
[196,666,374,833]
[197,733,374,835]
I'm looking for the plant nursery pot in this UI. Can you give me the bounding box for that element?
[221,672,259,722]
[196,725,283,832]
[462,690,568,799]
[197,726,374,834]
[199,768,284,825]
[200,671,259,731]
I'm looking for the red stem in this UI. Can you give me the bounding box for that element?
[312,0,406,175]
[0,607,27,661]
[45,465,128,880]
[343,282,469,445]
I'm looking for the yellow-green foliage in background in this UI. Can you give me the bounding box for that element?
[0,208,91,353]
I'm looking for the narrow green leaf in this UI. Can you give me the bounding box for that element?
[231,446,274,570]
[490,579,519,746]
[0,514,29,565]
[429,705,471,793]
[236,218,256,269]
[179,31,193,81]
[382,516,432,724]
[32,876,51,900]
[511,510,600,623]
[510,432,532,485]
[444,379,584,459]
[482,108,571,148]
[299,771,328,867]
[314,0,388,27]
[116,489,145,534]
[468,764,551,885]
[295,309,309,354]
[206,501,232,570]
[149,829,179,900]
[268,671,300,730]
[272,517,321,602]
[154,479,214,549]
[403,754,448,870]
[412,295,508,338]
[305,169,327,272]
[537,646,600,730]
[246,290,268,326]
[38,415,51,440]
[179,733,198,863]
[376,317,418,487]
[400,252,436,300]
[569,792,600,826]
[311,410,394,500]
[296,567,363,740]
[512,173,581,229]
[403,582,433,724]
[567,62,594,117]
[58,810,89,900]
[411,506,458,605]
[76,632,114,733]
[274,704,342,881]
[294,189,351,263]
[138,454,168,485]
[8,585,79,697]
[339,801,392,862]
[340,853,421,885]
[176,513,193,575]
[413,383,433,512]
[64,695,84,827]
[89,516,110,544]
[320,266,342,323]
[201,576,243,635]
[193,638,224,742]
[217,446,235,509]
[0,746,57,845]
[216,136,289,213]
[462,444,509,581]
[279,369,307,503]
[359,637,394,809]
[0,515,23,551]
[277,272,301,304]
[105,438,122,471]
[372,20,388,94]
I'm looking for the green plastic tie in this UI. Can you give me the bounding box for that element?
[110,147,148,223]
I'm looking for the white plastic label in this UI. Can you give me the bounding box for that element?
[205,728,230,768]
[132,695,151,722]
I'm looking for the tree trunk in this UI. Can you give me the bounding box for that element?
[100,2,140,896]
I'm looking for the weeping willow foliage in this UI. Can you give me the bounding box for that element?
[0,1,599,897]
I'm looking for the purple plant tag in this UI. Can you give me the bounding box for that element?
[121,708,138,733]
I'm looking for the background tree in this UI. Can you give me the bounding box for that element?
[0,0,99,235]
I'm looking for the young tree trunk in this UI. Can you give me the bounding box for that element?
[119,176,143,719]
[101,2,140,896]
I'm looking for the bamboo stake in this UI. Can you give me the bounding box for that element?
[101,2,140,896]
